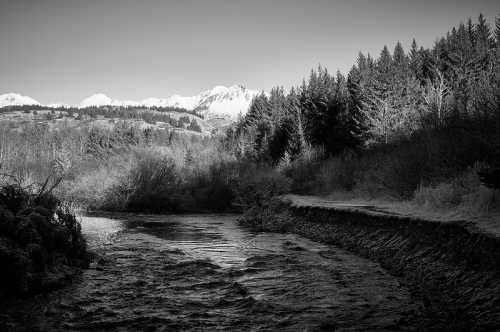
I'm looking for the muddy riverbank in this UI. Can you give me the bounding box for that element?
[0,213,422,331]
[240,197,500,331]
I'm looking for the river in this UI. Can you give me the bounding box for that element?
[3,214,420,331]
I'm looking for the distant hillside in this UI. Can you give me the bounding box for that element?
[0,106,215,136]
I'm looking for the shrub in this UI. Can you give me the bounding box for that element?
[233,167,291,209]
[314,152,358,193]
[412,165,500,216]
[283,158,321,194]
[0,185,88,298]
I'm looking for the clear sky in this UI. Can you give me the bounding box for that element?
[1,0,499,104]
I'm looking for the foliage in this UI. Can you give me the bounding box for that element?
[0,183,88,298]
[100,146,239,213]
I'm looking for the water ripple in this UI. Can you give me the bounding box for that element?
[2,214,420,331]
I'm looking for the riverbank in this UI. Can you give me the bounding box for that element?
[239,195,500,331]
[0,184,90,300]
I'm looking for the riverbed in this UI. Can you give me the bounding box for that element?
[2,214,420,331]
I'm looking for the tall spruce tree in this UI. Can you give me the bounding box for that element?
[467,18,476,49]
[456,22,473,60]
[377,45,392,75]
[495,14,500,48]
[393,41,408,69]
[409,39,423,79]
[476,13,493,55]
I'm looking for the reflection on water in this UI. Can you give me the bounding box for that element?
[80,216,125,248]
[2,214,419,331]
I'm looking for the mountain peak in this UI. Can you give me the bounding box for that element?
[195,85,259,119]
[0,93,40,108]
[79,93,112,107]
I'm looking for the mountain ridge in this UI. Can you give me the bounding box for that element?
[0,85,262,120]
[0,93,41,108]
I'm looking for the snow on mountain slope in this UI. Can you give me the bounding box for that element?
[194,85,260,119]
[79,85,260,119]
[1,85,261,121]
[79,93,112,107]
[79,93,141,108]
[142,94,200,109]
[0,93,40,108]
[140,85,260,119]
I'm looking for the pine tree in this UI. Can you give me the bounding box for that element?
[187,119,202,133]
[449,27,459,51]
[476,13,493,54]
[495,14,500,48]
[456,22,473,59]
[393,41,407,68]
[268,86,287,123]
[244,93,270,127]
[409,39,418,59]
[409,39,422,79]
[366,54,375,69]
[467,18,476,50]
[377,45,392,74]
[286,87,306,155]
[347,66,362,105]
[357,52,367,71]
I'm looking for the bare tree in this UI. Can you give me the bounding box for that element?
[422,68,449,126]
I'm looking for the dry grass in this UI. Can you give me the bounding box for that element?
[309,167,500,236]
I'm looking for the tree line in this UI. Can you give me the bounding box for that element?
[228,14,500,166]
[1,105,203,133]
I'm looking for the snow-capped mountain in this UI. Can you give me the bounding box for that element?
[194,85,260,119]
[79,85,260,119]
[0,93,40,108]
[0,85,262,120]
[79,93,140,108]
[141,95,199,110]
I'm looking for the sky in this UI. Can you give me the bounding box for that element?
[1,0,499,105]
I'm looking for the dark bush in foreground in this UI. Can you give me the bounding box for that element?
[0,184,89,298]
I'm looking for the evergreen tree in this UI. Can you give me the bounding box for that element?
[230,12,500,163]
[348,65,361,92]
[393,41,407,69]
[187,119,202,133]
[495,14,500,47]
[409,39,423,79]
[393,42,409,85]
[409,39,418,59]
[268,86,287,123]
[467,18,476,49]
[357,52,367,71]
[476,13,493,55]
[456,22,473,60]
[377,45,392,74]
[366,54,375,69]
[285,87,307,157]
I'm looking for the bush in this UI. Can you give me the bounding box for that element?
[280,122,499,201]
[233,167,291,209]
[186,162,237,212]
[102,150,238,213]
[283,158,321,194]
[0,184,88,298]
[413,165,500,216]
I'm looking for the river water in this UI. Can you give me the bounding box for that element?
[3,214,419,331]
